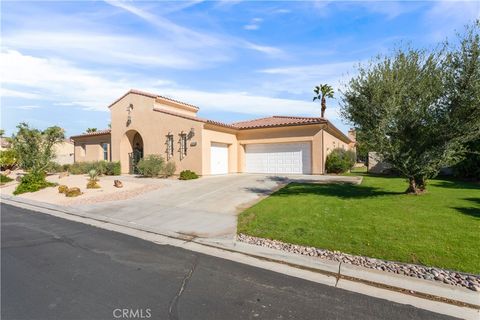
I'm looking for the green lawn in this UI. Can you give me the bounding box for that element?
[238,173,480,274]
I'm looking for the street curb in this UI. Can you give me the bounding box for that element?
[2,194,479,312]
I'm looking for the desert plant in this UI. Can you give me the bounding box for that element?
[0,149,17,170]
[58,185,68,193]
[86,180,101,189]
[65,187,82,197]
[13,172,55,195]
[137,155,165,177]
[88,169,99,181]
[67,161,120,175]
[163,161,176,177]
[179,170,199,180]
[325,148,355,174]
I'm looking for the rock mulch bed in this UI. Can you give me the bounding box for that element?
[61,184,161,206]
[237,233,480,291]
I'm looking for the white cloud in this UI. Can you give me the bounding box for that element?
[244,17,263,30]
[104,0,282,58]
[258,61,359,95]
[16,105,41,110]
[1,88,41,99]
[424,1,480,41]
[1,49,330,120]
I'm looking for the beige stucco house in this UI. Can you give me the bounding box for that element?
[71,89,355,175]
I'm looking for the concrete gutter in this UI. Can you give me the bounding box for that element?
[1,195,479,319]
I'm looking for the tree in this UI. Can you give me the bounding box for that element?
[86,128,97,133]
[340,22,480,194]
[313,84,334,118]
[0,129,4,137]
[12,123,65,174]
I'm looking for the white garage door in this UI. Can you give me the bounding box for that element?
[245,142,311,174]
[210,143,229,174]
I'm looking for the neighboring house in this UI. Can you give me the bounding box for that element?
[70,89,354,175]
[53,139,75,165]
[368,152,393,173]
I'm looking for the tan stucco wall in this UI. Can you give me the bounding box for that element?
[237,125,324,174]
[154,100,198,118]
[73,134,111,162]
[110,93,204,174]
[54,140,74,165]
[201,126,239,174]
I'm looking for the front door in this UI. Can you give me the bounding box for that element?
[128,149,143,174]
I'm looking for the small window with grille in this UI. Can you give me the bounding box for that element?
[179,133,187,159]
[166,134,174,160]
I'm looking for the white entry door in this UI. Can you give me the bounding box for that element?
[210,143,229,174]
[245,142,311,174]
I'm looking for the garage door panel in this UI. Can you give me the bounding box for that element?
[210,143,229,174]
[245,142,311,174]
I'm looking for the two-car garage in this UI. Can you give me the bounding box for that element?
[245,142,311,174]
[209,142,312,175]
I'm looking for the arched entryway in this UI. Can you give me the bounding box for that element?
[120,130,144,174]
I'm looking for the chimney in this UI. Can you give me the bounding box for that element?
[348,128,356,142]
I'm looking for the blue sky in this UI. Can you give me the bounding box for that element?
[1,1,479,137]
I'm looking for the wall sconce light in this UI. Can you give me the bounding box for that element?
[188,127,195,139]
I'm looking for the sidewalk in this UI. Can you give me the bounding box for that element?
[1,194,479,320]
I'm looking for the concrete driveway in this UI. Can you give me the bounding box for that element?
[77,174,362,240]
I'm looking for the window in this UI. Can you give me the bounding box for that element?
[179,133,187,159]
[102,143,108,160]
[166,134,174,160]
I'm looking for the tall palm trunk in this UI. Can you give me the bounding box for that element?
[321,96,326,118]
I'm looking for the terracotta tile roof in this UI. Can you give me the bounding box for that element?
[153,108,237,129]
[231,116,327,129]
[70,129,111,139]
[108,89,199,110]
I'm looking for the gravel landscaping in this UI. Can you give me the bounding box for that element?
[237,233,480,291]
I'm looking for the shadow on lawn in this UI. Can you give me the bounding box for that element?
[434,179,480,190]
[452,197,480,219]
[266,182,403,199]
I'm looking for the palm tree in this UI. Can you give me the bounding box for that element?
[313,84,334,118]
[86,128,97,133]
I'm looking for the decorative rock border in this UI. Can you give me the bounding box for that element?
[237,233,480,291]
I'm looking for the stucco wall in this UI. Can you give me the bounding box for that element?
[201,126,239,174]
[110,93,204,174]
[73,134,111,162]
[54,140,74,165]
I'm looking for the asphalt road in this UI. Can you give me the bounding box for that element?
[1,203,456,320]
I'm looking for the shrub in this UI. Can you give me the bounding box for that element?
[65,187,82,197]
[67,161,120,176]
[0,149,17,170]
[62,163,71,172]
[137,155,165,177]
[58,185,68,193]
[45,161,62,173]
[325,148,356,174]
[179,170,199,180]
[0,174,13,184]
[105,161,121,176]
[163,161,176,177]
[13,172,55,195]
[68,162,89,175]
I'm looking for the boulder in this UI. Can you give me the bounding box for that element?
[4,169,11,176]
[114,180,123,188]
